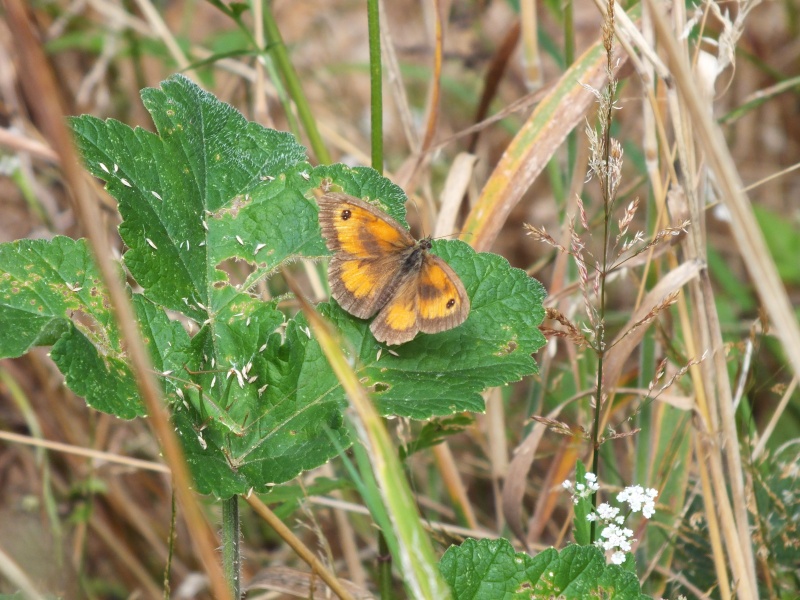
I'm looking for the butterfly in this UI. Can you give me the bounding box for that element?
[317,192,470,346]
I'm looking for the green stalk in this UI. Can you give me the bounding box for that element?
[262,5,331,164]
[590,0,618,542]
[163,489,177,599]
[306,302,451,599]
[366,2,391,589]
[261,52,302,138]
[367,8,392,593]
[367,0,383,172]
[222,496,241,599]
[377,532,393,599]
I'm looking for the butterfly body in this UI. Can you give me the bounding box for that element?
[318,192,470,345]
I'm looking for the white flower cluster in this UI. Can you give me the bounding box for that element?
[563,473,658,565]
[617,485,658,519]
[562,471,600,501]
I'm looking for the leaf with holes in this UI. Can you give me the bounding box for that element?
[0,75,547,497]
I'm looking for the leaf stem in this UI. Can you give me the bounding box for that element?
[222,496,241,599]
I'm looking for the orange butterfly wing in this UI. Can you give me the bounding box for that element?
[370,252,470,345]
[318,193,414,319]
[416,253,470,333]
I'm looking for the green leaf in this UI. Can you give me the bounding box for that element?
[70,74,314,321]
[440,539,651,599]
[55,75,546,496]
[179,322,350,497]
[50,322,143,419]
[137,283,350,497]
[0,236,114,358]
[318,239,546,419]
[440,538,556,599]
[753,204,800,284]
[66,75,352,496]
[399,414,474,460]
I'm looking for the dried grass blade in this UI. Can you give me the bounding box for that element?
[602,259,703,396]
[460,34,627,251]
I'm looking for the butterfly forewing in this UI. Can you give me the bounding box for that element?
[318,193,414,258]
[319,193,417,319]
[328,253,404,318]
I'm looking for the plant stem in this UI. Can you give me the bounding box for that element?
[222,496,241,599]
[590,0,618,543]
[262,6,331,165]
[163,489,177,599]
[377,531,393,599]
[367,0,383,173]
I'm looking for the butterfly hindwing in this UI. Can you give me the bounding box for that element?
[370,254,470,344]
[370,274,420,345]
[416,254,470,333]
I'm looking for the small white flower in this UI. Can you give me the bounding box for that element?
[596,503,619,521]
[568,476,657,565]
[618,485,658,517]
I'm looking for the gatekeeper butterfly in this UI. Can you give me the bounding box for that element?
[318,192,470,346]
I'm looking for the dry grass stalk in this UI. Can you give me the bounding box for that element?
[529,416,587,439]
[610,291,680,349]
[541,307,590,349]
